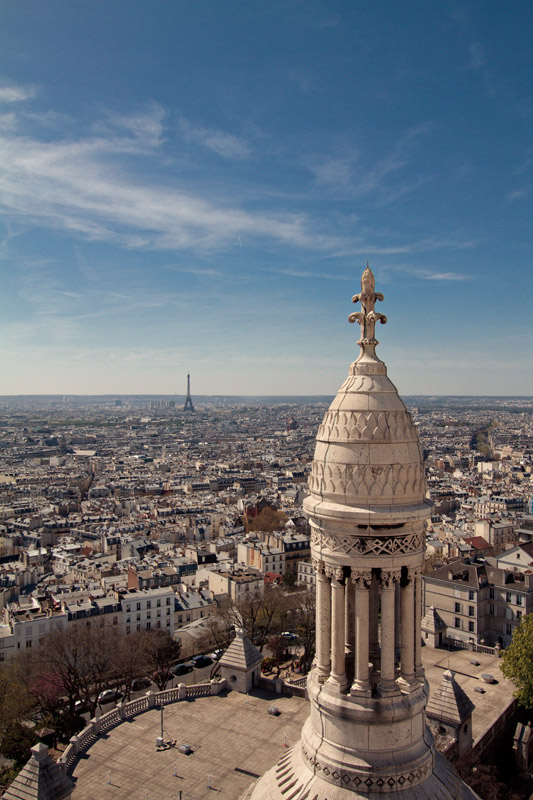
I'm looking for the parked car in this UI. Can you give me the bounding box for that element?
[191,655,212,669]
[131,677,151,691]
[209,649,224,661]
[98,688,122,704]
[172,663,193,676]
[280,631,298,640]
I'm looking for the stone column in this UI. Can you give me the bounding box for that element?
[345,571,356,683]
[351,570,372,696]
[328,567,347,690]
[314,559,331,682]
[414,566,423,678]
[369,572,380,672]
[394,581,402,667]
[399,567,416,688]
[379,569,400,695]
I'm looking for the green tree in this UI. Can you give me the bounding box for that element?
[501,614,533,708]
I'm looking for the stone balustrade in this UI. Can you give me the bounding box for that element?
[58,679,226,774]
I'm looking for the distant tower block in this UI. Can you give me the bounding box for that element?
[183,373,195,412]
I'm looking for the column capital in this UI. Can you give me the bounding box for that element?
[351,569,372,589]
[312,557,326,575]
[326,565,344,582]
[404,566,417,585]
[381,569,401,589]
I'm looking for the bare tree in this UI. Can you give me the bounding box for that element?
[139,629,181,691]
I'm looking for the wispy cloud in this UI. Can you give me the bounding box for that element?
[0,84,36,103]
[505,188,528,203]
[0,109,337,253]
[306,124,434,204]
[178,115,251,159]
[388,264,471,281]
[466,42,485,71]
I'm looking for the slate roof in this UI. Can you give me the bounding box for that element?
[421,606,447,633]
[2,743,73,800]
[219,627,263,671]
[426,669,475,727]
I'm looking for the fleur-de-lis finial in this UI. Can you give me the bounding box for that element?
[348,264,387,363]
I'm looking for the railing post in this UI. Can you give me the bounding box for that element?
[117,701,125,720]
[146,690,156,708]
[91,718,101,736]
[177,683,187,700]
[69,735,80,755]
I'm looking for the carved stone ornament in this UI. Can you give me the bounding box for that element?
[312,557,326,575]
[381,569,401,589]
[311,528,425,557]
[308,461,425,502]
[324,565,344,582]
[348,264,387,349]
[300,743,434,794]
[317,409,416,444]
[351,570,372,589]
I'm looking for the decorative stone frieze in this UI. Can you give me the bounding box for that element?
[300,743,434,794]
[310,528,425,557]
[308,461,425,502]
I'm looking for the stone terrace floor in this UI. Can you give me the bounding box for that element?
[70,646,515,800]
[70,688,309,800]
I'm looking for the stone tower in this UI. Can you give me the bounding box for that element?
[246,267,478,799]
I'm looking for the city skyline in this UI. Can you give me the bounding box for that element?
[1,2,532,397]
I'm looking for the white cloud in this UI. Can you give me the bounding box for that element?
[0,84,35,103]
[178,115,251,159]
[0,117,338,253]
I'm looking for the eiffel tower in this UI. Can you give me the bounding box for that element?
[183,373,195,412]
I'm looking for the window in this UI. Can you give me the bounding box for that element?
[506,624,512,635]
[126,625,131,634]
[489,604,495,616]
[157,600,161,607]
[136,623,141,631]
[517,595,523,606]
[454,602,461,613]
[468,621,475,632]
[469,590,475,600]
[113,616,118,625]
[147,612,151,619]
[454,617,460,628]
[489,588,495,599]
[26,640,32,648]
[166,598,171,606]
[469,606,474,617]
[156,621,161,628]
[136,602,141,611]
[506,592,512,603]
[147,601,151,609]
[136,613,141,621]
[517,611,522,621]
[146,622,151,630]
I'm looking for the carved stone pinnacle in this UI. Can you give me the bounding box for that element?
[348,264,387,362]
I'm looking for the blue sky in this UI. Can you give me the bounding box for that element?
[1,1,532,397]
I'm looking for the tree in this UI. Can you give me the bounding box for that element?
[140,629,181,691]
[292,589,315,673]
[0,662,35,744]
[25,622,120,724]
[501,613,533,708]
